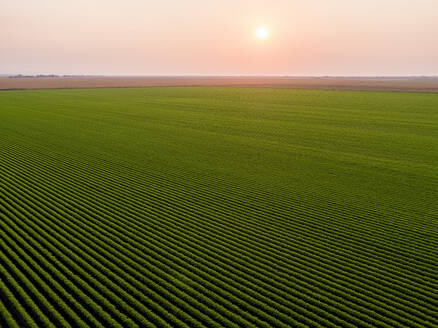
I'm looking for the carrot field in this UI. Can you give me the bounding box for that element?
[0,87,437,327]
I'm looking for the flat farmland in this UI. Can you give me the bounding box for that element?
[0,87,437,328]
[2,76,438,93]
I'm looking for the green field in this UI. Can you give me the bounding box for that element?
[0,87,437,328]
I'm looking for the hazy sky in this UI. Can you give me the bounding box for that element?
[1,0,437,75]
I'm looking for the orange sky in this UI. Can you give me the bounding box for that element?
[1,0,437,75]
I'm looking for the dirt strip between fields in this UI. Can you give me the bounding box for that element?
[1,76,438,93]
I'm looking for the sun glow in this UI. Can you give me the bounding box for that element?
[254,25,270,40]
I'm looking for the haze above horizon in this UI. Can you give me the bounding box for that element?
[1,0,437,76]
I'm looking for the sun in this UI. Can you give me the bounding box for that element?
[254,25,270,40]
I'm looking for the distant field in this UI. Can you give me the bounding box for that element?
[0,87,437,328]
[2,76,438,93]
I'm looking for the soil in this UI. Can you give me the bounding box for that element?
[1,76,438,93]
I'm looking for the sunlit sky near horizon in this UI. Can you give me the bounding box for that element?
[1,0,438,76]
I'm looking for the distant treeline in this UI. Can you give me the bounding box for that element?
[9,74,59,78]
[8,74,99,78]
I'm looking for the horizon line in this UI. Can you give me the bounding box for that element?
[3,74,438,78]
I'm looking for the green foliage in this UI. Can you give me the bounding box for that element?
[0,87,437,327]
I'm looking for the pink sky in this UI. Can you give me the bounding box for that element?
[1,0,437,75]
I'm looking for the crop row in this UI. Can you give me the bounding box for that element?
[0,172,434,328]
[1,138,435,291]
[0,149,436,328]
[1,143,436,302]
[0,92,437,328]
[3,137,435,274]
